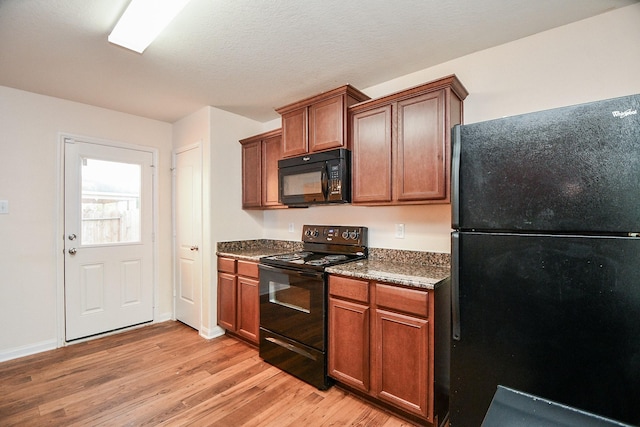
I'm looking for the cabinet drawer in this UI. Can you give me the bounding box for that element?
[218,257,236,274]
[329,275,369,303]
[375,283,428,318]
[237,260,259,278]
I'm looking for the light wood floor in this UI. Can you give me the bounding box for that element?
[0,321,417,426]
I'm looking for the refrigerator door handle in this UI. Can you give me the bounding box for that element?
[452,231,461,340]
[451,125,461,229]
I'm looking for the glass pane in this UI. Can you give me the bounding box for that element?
[282,171,322,196]
[81,158,141,245]
[268,281,311,313]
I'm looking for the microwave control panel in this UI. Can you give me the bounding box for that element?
[328,163,342,195]
[326,159,349,201]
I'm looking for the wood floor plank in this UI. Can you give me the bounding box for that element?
[242,378,323,426]
[0,321,419,426]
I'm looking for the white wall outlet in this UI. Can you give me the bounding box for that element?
[395,223,405,239]
[0,200,8,214]
[288,222,295,233]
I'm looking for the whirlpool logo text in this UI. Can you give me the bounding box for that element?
[611,108,638,118]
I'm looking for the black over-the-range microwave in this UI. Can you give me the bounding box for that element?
[278,148,351,206]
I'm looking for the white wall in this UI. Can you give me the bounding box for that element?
[172,107,212,336]
[264,4,640,253]
[0,87,173,360]
[208,108,267,334]
[173,106,265,337]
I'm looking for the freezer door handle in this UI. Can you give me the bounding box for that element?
[452,232,461,341]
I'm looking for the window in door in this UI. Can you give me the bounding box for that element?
[80,158,141,245]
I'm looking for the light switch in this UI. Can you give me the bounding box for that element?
[288,223,295,233]
[395,223,405,238]
[0,200,8,214]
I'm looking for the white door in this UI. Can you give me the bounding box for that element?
[64,138,154,341]
[173,145,202,330]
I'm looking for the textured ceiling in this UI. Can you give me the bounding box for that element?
[0,0,636,123]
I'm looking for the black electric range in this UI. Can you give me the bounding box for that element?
[258,224,367,389]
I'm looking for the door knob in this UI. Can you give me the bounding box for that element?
[68,234,76,240]
[68,248,77,255]
[190,246,199,251]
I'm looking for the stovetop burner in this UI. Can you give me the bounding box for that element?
[324,254,348,262]
[271,251,313,261]
[305,254,350,266]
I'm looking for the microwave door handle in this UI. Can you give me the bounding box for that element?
[321,168,328,199]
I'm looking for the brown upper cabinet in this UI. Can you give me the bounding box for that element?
[276,85,370,158]
[350,75,468,205]
[239,128,284,209]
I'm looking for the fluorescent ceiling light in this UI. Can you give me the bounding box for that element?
[108,0,192,53]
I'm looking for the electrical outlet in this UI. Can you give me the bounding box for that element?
[288,223,295,233]
[0,200,8,214]
[395,223,405,239]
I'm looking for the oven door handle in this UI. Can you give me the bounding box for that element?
[259,263,324,279]
[265,336,317,361]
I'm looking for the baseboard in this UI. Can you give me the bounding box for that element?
[0,338,57,363]
[1,317,190,363]
[154,311,173,323]
[200,325,225,340]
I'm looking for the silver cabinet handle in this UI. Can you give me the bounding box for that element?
[68,248,77,255]
[190,246,199,251]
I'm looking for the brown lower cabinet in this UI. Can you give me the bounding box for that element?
[328,275,450,426]
[217,257,259,345]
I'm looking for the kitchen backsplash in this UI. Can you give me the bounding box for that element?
[369,247,450,267]
[218,239,303,253]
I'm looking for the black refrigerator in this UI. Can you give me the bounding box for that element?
[450,94,640,426]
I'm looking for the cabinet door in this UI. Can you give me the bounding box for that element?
[309,95,344,152]
[328,296,370,393]
[262,133,283,207]
[373,308,430,419]
[241,140,261,208]
[282,108,308,158]
[351,105,393,203]
[396,90,446,201]
[217,272,237,331]
[237,276,259,344]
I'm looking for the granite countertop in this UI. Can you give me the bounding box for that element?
[216,241,450,290]
[216,239,303,262]
[326,248,450,290]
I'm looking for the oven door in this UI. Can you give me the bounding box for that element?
[279,161,328,206]
[259,264,326,350]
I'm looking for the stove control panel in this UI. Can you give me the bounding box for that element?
[302,225,368,246]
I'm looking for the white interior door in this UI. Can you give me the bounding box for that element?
[174,145,202,330]
[64,138,154,341]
